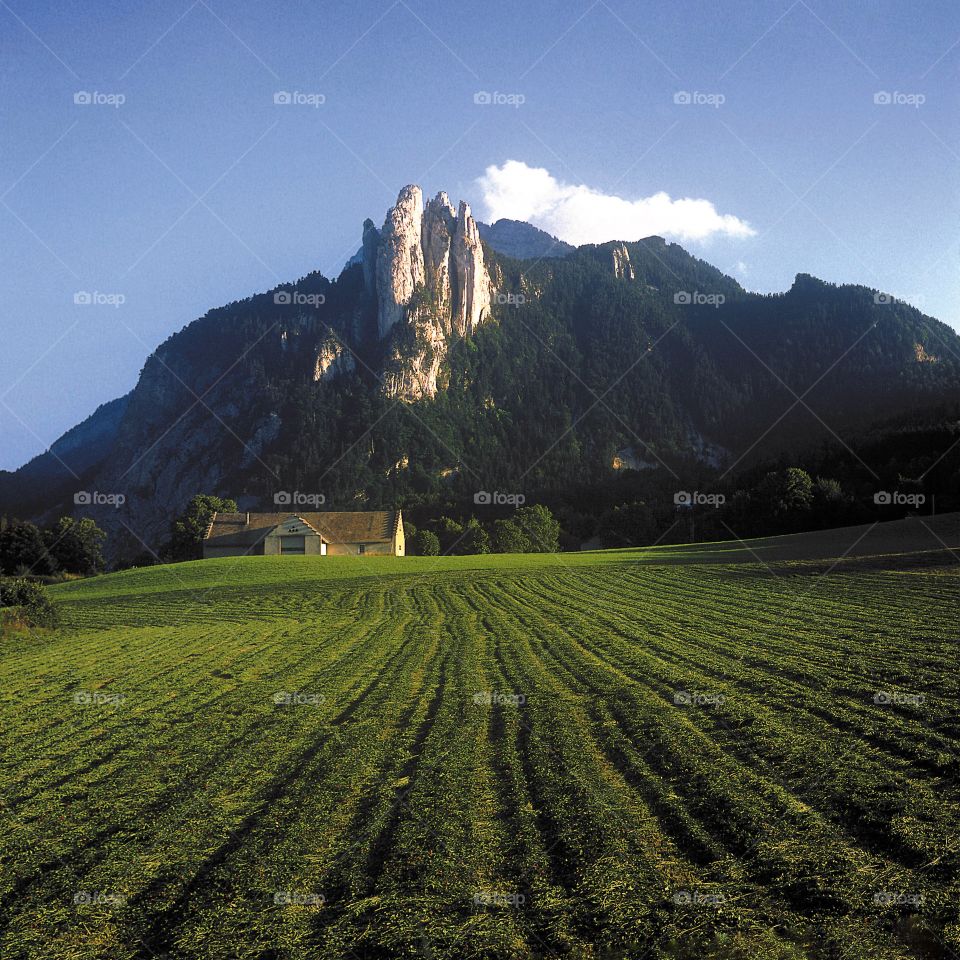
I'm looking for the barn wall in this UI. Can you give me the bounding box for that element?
[203,512,405,558]
[262,532,323,555]
[202,543,264,559]
[326,542,395,556]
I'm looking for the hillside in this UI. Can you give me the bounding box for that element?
[2,185,959,562]
[1,517,958,959]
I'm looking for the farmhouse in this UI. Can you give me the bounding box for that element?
[202,510,404,558]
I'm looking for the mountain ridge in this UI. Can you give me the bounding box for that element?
[3,184,958,561]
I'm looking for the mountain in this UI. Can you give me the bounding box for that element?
[343,216,572,273]
[0,394,129,517]
[4,184,959,561]
[477,219,574,260]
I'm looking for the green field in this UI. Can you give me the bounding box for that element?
[1,516,958,959]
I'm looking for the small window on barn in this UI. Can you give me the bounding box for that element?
[358,544,365,555]
[280,535,305,555]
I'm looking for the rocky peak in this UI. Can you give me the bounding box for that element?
[422,191,457,320]
[364,185,494,401]
[612,243,635,280]
[375,185,425,339]
[450,200,491,336]
[368,185,492,344]
[361,218,380,297]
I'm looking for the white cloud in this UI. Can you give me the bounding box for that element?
[476,160,755,246]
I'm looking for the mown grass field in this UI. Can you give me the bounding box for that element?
[1,516,958,959]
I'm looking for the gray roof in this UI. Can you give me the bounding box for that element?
[204,510,400,546]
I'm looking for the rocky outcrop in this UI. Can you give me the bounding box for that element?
[380,314,447,401]
[369,185,493,346]
[361,219,380,297]
[422,192,457,321]
[365,186,494,400]
[375,186,425,339]
[450,201,491,336]
[313,336,357,382]
[612,243,635,280]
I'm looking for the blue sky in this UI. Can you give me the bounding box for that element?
[1,0,958,470]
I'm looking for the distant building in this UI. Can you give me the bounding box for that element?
[202,510,404,558]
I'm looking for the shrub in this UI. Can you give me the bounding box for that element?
[411,530,440,556]
[0,578,58,628]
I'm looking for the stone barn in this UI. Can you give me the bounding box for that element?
[202,510,404,558]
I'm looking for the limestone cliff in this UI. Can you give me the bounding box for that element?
[612,243,635,280]
[450,200,491,336]
[366,186,494,400]
[313,336,357,382]
[375,185,425,340]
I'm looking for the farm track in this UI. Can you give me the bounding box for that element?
[0,553,957,959]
